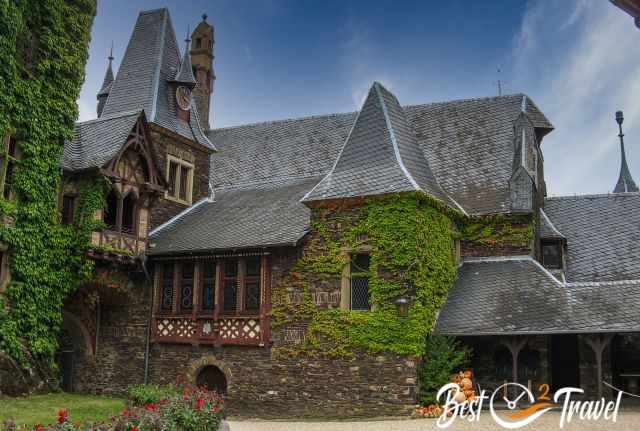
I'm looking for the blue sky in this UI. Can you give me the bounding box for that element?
[77,0,640,197]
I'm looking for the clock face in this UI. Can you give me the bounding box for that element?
[176,86,191,111]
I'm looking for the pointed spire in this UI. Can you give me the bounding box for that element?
[172,27,197,87]
[613,110,639,193]
[97,44,115,116]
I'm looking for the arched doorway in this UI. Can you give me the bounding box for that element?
[196,365,227,395]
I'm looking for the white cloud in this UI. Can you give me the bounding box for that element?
[511,1,640,196]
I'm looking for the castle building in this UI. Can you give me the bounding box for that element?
[58,8,640,416]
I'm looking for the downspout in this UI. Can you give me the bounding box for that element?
[140,253,154,384]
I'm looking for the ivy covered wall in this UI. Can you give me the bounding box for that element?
[0,0,97,370]
[271,193,534,359]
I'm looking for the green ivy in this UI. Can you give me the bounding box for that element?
[0,0,97,365]
[272,193,459,358]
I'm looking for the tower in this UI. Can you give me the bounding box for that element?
[97,45,114,117]
[190,14,215,129]
[613,110,639,193]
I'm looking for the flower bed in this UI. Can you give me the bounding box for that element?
[2,384,225,431]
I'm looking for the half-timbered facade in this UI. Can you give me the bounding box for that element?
[59,7,640,418]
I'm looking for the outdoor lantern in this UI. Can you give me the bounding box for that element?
[393,296,410,317]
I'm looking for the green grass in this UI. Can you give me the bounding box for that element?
[0,393,125,427]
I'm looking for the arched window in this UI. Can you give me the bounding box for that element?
[121,193,136,234]
[104,190,119,230]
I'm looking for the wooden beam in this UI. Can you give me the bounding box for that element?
[583,334,614,399]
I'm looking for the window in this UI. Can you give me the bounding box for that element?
[165,156,194,204]
[104,190,118,230]
[195,38,202,49]
[222,260,238,313]
[160,263,174,312]
[541,241,562,269]
[201,262,216,312]
[244,257,261,312]
[179,262,194,312]
[121,194,136,234]
[61,195,76,225]
[350,254,370,311]
[103,190,138,235]
[1,135,18,200]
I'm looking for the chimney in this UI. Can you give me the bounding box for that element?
[190,14,215,129]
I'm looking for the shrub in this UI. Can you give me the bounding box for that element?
[417,335,472,405]
[2,384,225,431]
[127,384,178,407]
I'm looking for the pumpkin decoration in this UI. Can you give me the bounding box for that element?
[453,389,467,403]
[460,377,473,390]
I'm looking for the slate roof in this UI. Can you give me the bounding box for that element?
[208,93,552,215]
[97,56,114,97]
[61,110,142,171]
[544,193,640,282]
[148,177,318,255]
[435,256,640,335]
[613,141,639,193]
[172,38,197,86]
[301,82,459,210]
[99,8,212,150]
[538,208,565,240]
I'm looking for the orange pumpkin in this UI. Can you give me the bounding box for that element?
[460,377,473,390]
[463,370,473,379]
[453,390,467,403]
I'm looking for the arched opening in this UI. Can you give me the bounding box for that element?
[121,193,136,234]
[196,365,227,395]
[104,190,119,230]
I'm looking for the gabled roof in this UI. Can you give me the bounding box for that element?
[99,8,213,150]
[148,176,318,255]
[208,93,552,215]
[435,256,640,335]
[544,193,640,282]
[301,82,458,209]
[61,110,142,171]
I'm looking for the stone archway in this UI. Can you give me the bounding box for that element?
[185,356,232,395]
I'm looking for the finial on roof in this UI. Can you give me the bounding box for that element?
[171,27,197,87]
[613,110,639,193]
[185,25,191,43]
[108,41,114,62]
[202,13,207,21]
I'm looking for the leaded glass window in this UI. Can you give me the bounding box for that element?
[161,263,174,311]
[350,254,370,311]
[244,257,261,312]
[223,260,237,313]
[202,262,216,311]
[180,262,194,311]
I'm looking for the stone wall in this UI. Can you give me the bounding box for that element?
[147,127,211,230]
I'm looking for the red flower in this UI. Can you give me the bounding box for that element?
[195,397,205,410]
[211,404,221,413]
[130,426,138,431]
[57,409,67,424]
[35,424,45,431]
[144,403,157,411]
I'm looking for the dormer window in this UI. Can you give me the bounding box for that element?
[541,240,563,269]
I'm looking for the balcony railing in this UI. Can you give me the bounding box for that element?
[153,315,267,346]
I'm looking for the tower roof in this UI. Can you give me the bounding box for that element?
[302,82,461,211]
[613,110,638,193]
[172,33,197,86]
[98,8,214,150]
[97,47,114,97]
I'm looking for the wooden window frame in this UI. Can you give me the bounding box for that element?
[104,189,139,237]
[198,259,217,316]
[0,133,19,200]
[164,155,194,205]
[61,194,77,226]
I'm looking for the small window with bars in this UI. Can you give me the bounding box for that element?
[201,262,216,312]
[160,263,174,312]
[222,259,238,313]
[179,262,195,312]
[165,156,194,204]
[350,254,370,311]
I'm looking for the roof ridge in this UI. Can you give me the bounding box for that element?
[211,111,357,133]
[148,8,168,122]
[404,93,526,110]
[75,109,141,126]
[545,192,640,201]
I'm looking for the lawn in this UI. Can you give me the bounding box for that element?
[0,393,125,427]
